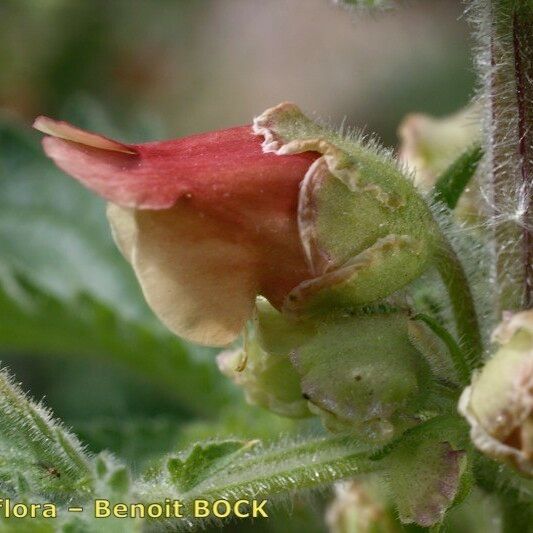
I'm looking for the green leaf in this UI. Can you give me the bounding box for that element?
[0,367,92,499]
[75,417,184,470]
[0,274,235,416]
[434,145,483,210]
[75,409,308,472]
[0,516,56,533]
[167,440,256,492]
[60,516,141,533]
[174,407,313,450]
[94,453,130,497]
[0,375,140,531]
[0,370,376,531]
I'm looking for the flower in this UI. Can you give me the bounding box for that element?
[35,103,437,347]
[34,115,317,346]
[459,309,533,476]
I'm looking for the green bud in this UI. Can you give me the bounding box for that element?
[290,310,431,440]
[254,103,439,317]
[254,296,317,356]
[459,310,533,476]
[217,329,311,419]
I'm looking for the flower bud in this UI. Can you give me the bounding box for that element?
[459,310,533,476]
[217,328,311,419]
[290,310,431,440]
[398,105,481,192]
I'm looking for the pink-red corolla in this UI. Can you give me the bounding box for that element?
[34,114,318,346]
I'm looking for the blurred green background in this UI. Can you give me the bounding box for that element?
[0,1,475,530]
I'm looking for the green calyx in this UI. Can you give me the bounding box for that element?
[254,103,439,317]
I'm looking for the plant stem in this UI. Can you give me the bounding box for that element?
[139,435,379,528]
[436,238,483,373]
[513,7,533,309]
[475,0,533,313]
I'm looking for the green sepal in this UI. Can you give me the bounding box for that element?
[285,235,430,316]
[254,103,439,316]
[434,145,483,210]
[254,297,317,356]
[371,416,472,528]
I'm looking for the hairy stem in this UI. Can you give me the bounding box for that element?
[475,0,533,312]
[436,238,483,373]
[138,435,379,529]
